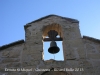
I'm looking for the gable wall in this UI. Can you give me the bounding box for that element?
[21,16,87,75]
[0,16,100,75]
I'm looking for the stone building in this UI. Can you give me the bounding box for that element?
[0,14,100,75]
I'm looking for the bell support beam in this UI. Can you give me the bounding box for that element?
[43,30,63,42]
[43,38,63,42]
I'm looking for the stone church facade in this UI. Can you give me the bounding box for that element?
[0,15,100,75]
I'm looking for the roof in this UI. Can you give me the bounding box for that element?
[24,14,79,30]
[83,36,100,44]
[0,40,24,50]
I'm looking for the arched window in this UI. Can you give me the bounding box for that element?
[42,23,64,61]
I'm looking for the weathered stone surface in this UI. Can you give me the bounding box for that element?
[2,51,9,57]
[87,53,100,59]
[1,44,23,58]
[23,60,40,67]
[2,58,20,63]
[19,72,28,75]
[7,72,19,75]
[0,64,6,72]
[6,62,21,68]
[0,15,100,75]
[66,60,79,68]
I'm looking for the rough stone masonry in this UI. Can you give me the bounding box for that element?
[0,14,100,75]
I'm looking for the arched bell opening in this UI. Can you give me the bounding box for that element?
[42,23,63,39]
[42,23,64,61]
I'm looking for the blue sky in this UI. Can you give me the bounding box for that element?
[0,0,100,60]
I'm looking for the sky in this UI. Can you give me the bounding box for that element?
[0,0,100,60]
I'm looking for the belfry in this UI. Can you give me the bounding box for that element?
[0,14,100,75]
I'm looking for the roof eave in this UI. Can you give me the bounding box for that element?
[0,40,24,50]
[83,36,100,43]
[24,14,79,30]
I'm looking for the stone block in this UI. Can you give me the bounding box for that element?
[7,72,19,75]
[2,58,20,63]
[22,60,39,67]
[6,63,21,68]
[0,64,6,72]
[30,54,42,60]
[2,51,9,57]
[66,60,79,68]
[22,55,31,62]
[19,72,28,75]
[88,53,100,59]
[2,49,21,58]
[9,50,21,58]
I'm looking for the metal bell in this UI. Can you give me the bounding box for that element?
[48,41,60,54]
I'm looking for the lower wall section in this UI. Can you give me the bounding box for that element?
[0,59,100,75]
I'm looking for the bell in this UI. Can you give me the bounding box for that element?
[48,41,60,54]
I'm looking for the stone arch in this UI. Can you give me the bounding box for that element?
[42,23,64,60]
[42,23,63,39]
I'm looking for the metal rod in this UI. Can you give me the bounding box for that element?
[53,50,55,60]
[54,54,55,60]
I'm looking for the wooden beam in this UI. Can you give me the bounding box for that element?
[43,38,63,42]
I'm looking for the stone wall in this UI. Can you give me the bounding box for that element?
[0,15,100,75]
[21,15,86,75]
[83,39,100,74]
[23,15,84,61]
[0,43,24,75]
